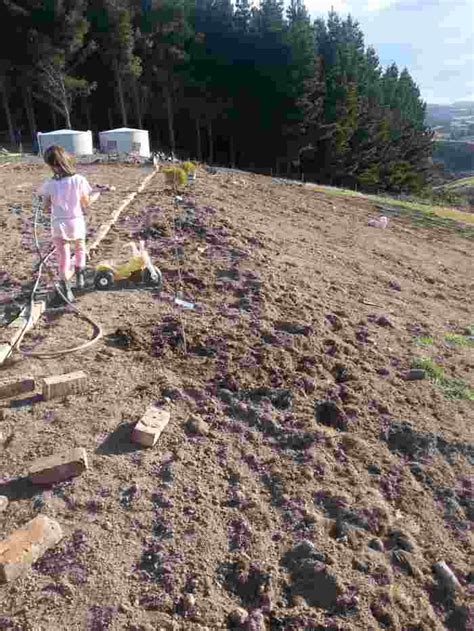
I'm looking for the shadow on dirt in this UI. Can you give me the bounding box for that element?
[95,422,142,456]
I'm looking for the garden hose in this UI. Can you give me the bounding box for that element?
[13,197,103,359]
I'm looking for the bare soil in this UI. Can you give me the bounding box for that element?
[0,164,472,631]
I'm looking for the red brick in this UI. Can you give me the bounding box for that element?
[0,515,63,583]
[0,378,35,400]
[42,371,87,400]
[28,447,89,485]
[132,407,171,447]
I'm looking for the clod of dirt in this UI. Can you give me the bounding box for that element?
[369,538,385,552]
[243,387,292,410]
[375,315,394,328]
[281,540,340,609]
[387,529,417,553]
[228,607,249,627]
[275,321,313,336]
[333,364,351,383]
[217,268,240,281]
[0,408,14,422]
[282,540,326,566]
[444,605,473,631]
[353,559,370,573]
[384,422,474,466]
[186,417,210,436]
[391,549,418,576]
[218,561,271,610]
[383,421,438,460]
[105,328,141,350]
[326,314,343,331]
[315,400,348,431]
[190,343,218,357]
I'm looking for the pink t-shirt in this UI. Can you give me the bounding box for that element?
[39,174,92,240]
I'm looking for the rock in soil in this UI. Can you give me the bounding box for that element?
[433,561,462,594]
[187,417,210,436]
[403,369,427,381]
[0,496,8,512]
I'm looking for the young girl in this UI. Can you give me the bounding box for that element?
[39,145,97,302]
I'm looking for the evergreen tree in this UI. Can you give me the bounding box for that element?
[234,0,252,33]
[0,0,435,188]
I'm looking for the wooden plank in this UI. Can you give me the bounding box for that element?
[0,301,46,365]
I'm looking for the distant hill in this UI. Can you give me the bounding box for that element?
[426,102,474,175]
[426,102,474,139]
[434,175,474,208]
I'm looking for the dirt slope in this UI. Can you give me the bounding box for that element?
[0,165,472,630]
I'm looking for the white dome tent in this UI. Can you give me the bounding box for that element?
[99,127,150,158]
[37,129,93,156]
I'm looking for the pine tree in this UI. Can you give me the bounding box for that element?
[23,0,96,130]
[234,0,252,32]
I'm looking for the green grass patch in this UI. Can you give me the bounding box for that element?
[411,355,474,401]
[443,176,474,190]
[413,336,435,347]
[440,378,474,401]
[444,333,474,347]
[411,356,445,381]
[308,184,474,238]
[0,154,23,162]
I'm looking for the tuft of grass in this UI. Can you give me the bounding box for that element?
[181,161,197,174]
[440,379,474,401]
[413,336,435,347]
[411,356,445,381]
[444,333,474,347]
[162,166,187,186]
[411,355,474,401]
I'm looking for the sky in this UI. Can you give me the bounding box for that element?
[288,0,474,104]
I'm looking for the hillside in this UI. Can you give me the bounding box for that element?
[436,175,474,205]
[0,163,473,631]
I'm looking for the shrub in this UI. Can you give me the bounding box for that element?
[162,166,187,186]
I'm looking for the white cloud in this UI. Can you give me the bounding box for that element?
[443,53,474,67]
[296,0,474,103]
[364,0,395,11]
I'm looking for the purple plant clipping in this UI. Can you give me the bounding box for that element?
[43,410,55,424]
[87,606,116,631]
[138,593,164,610]
[229,517,252,551]
[355,325,369,344]
[119,483,140,508]
[380,466,402,501]
[34,529,88,584]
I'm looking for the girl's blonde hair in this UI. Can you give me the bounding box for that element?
[43,145,76,178]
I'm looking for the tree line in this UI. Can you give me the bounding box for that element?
[0,0,434,193]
